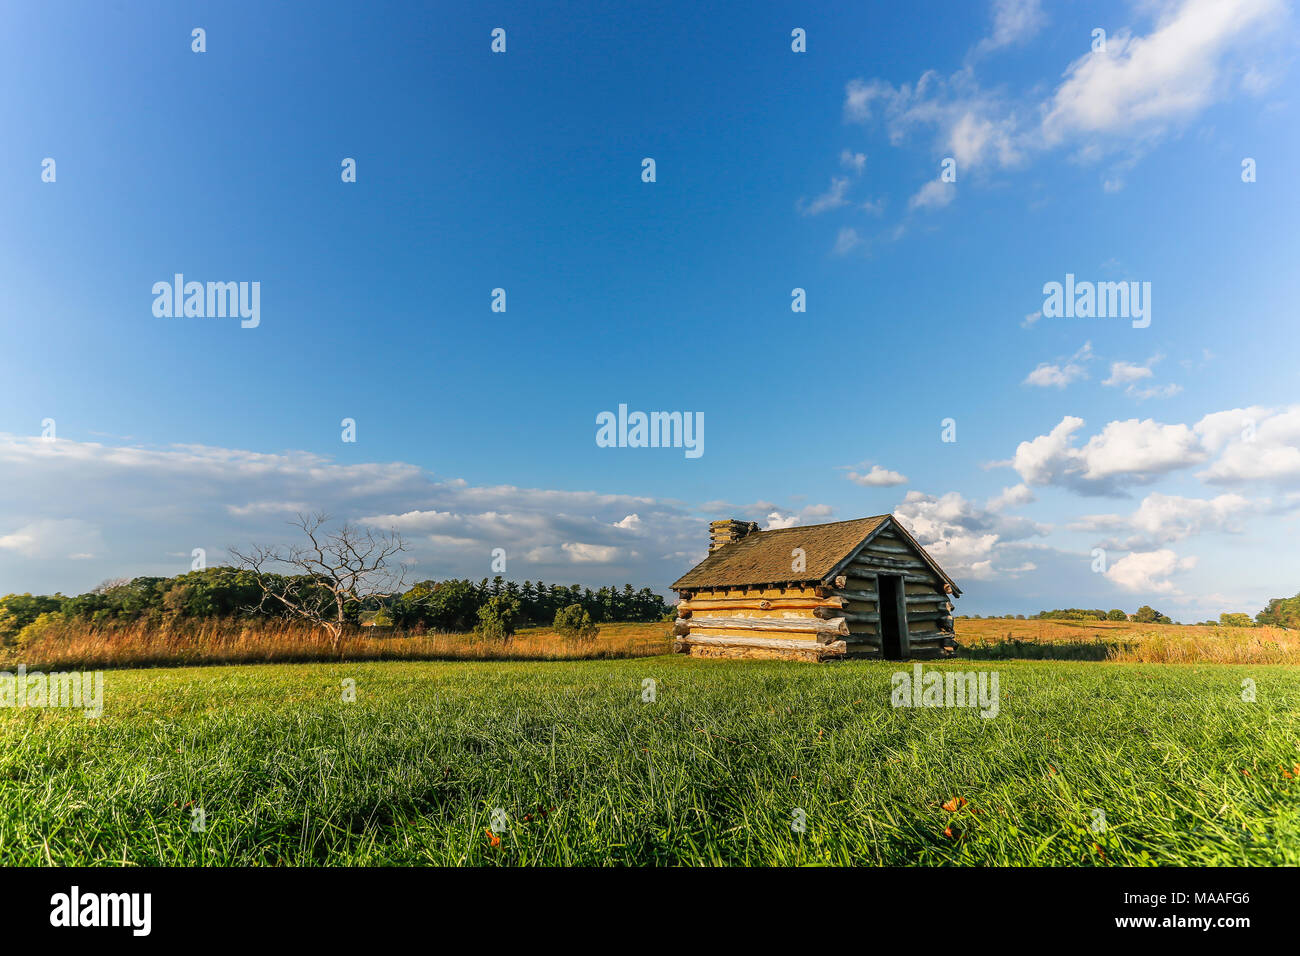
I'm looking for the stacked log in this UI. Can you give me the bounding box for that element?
[672,585,848,661]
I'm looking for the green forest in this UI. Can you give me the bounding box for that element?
[0,568,673,645]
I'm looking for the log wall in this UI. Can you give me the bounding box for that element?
[672,585,848,661]
[829,527,956,659]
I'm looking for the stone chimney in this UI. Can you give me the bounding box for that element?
[710,518,759,552]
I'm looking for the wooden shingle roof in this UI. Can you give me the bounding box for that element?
[670,514,961,595]
[671,516,889,590]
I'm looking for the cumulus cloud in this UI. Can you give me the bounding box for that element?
[1197,406,1300,485]
[0,435,701,595]
[1080,419,1205,481]
[765,512,801,530]
[894,489,1048,579]
[1010,416,1207,494]
[561,542,622,563]
[1104,548,1197,594]
[1007,406,1300,496]
[1103,355,1181,399]
[1024,342,1094,386]
[1103,360,1155,387]
[1024,362,1087,388]
[846,464,909,487]
[986,483,1035,511]
[1072,491,1260,549]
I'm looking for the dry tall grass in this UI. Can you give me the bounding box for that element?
[4,618,673,671]
[7,615,1294,671]
[953,617,1300,664]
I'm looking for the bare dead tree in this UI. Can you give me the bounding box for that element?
[230,512,409,653]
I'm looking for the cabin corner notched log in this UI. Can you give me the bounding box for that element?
[670,515,961,663]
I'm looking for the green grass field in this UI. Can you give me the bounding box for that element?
[2,655,1297,865]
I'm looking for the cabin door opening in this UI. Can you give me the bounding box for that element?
[878,574,906,660]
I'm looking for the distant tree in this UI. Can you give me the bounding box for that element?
[1133,605,1172,624]
[425,579,481,631]
[230,512,408,653]
[0,593,65,645]
[1256,592,1300,629]
[1219,612,1254,628]
[1106,609,1128,621]
[553,603,599,642]
[520,581,537,622]
[475,595,521,643]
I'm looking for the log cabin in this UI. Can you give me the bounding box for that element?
[670,515,960,662]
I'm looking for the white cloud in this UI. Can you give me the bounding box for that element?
[0,435,701,595]
[799,176,851,215]
[1008,406,1300,496]
[841,0,1286,214]
[909,179,956,210]
[0,518,105,561]
[765,511,800,530]
[561,542,621,563]
[846,465,909,487]
[987,483,1035,511]
[975,0,1046,54]
[1080,419,1206,481]
[840,149,867,174]
[1024,362,1087,388]
[1129,383,1183,400]
[1104,548,1197,594]
[833,227,862,255]
[894,489,1048,579]
[1198,405,1300,484]
[1011,416,1207,493]
[843,73,1023,171]
[226,501,311,517]
[1040,0,1285,148]
[1103,360,1155,387]
[1072,491,1259,549]
[1102,355,1180,399]
[1194,406,1272,452]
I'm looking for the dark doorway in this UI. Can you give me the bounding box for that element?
[878,574,906,660]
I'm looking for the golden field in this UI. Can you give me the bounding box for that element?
[953,617,1300,664]
[4,615,1295,670]
[4,618,674,671]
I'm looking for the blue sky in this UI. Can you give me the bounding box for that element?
[1,0,1297,618]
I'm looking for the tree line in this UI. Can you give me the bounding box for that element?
[963,598,1300,628]
[0,567,672,646]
